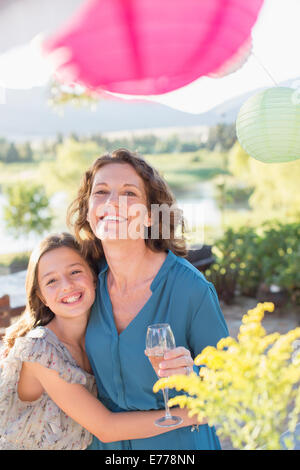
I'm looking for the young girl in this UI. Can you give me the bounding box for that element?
[0,233,198,450]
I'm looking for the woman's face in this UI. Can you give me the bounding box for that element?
[87,163,151,241]
[37,247,96,321]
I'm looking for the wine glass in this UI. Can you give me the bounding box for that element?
[146,323,183,427]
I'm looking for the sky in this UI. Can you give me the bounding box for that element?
[0,0,299,113]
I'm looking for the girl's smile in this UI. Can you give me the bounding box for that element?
[60,291,84,305]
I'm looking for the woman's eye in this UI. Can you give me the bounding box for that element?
[124,191,136,196]
[46,278,56,286]
[95,190,107,195]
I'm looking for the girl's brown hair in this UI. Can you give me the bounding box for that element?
[3,232,97,351]
[67,148,187,259]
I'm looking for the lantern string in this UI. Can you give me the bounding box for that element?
[251,51,279,87]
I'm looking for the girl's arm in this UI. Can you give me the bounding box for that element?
[21,361,202,443]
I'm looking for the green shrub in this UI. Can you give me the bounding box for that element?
[205,222,300,306]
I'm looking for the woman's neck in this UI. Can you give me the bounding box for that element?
[103,240,167,294]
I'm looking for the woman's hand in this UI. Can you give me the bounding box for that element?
[145,347,194,377]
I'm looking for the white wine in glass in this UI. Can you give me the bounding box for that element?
[146,323,183,427]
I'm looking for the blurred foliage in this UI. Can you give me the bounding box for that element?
[154,303,300,450]
[3,182,53,238]
[214,179,254,208]
[206,123,237,151]
[204,222,300,306]
[39,138,101,199]
[205,226,260,304]
[277,247,300,305]
[0,138,34,164]
[8,253,30,273]
[0,251,31,269]
[228,141,300,220]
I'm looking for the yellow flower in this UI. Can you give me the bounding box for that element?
[217,336,237,350]
[153,302,300,450]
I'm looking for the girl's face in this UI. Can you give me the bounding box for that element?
[87,162,151,241]
[37,247,96,321]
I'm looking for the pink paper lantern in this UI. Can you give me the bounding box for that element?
[45,0,264,95]
[208,37,252,78]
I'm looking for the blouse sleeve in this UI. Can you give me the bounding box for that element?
[4,331,87,385]
[0,329,94,449]
[188,281,229,358]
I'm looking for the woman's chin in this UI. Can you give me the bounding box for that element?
[95,221,125,240]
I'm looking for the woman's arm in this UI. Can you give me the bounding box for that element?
[21,362,202,443]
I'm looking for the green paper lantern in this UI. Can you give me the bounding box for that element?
[236,87,300,163]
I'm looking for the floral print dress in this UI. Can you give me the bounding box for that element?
[0,326,97,450]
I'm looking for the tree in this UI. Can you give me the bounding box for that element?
[228,141,250,178]
[40,138,101,199]
[247,158,300,218]
[207,123,237,151]
[5,142,20,163]
[3,182,53,238]
[18,141,34,162]
[0,138,9,162]
[228,140,300,220]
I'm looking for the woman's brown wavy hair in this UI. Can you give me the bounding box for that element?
[3,232,97,351]
[67,148,187,260]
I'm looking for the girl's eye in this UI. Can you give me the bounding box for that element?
[124,191,136,196]
[46,278,56,286]
[71,270,82,275]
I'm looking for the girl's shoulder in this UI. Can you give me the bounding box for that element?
[4,327,88,386]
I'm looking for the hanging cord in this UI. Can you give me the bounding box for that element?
[251,51,279,87]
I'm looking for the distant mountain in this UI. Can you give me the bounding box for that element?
[0,77,298,141]
[209,76,300,124]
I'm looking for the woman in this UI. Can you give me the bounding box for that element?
[0,233,198,450]
[67,148,229,450]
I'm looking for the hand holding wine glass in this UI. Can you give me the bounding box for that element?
[146,323,183,428]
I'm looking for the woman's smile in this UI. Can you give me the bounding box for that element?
[98,214,128,224]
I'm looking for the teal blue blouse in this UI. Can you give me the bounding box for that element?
[85,250,229,450]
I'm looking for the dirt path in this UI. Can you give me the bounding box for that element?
[221,296,300,339]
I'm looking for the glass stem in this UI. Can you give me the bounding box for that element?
[162,387,172,419]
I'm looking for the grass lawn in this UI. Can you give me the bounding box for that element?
[144,150,228,191]
[0,150,228,194]
[0,162,41,187]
